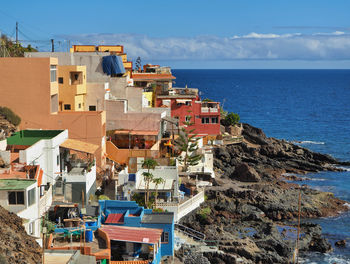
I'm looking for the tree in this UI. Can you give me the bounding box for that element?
[152,177,165,208]
[142,158,158,208]
[222,112,240,126]
[135,56,142,71]
[174,115,203,172]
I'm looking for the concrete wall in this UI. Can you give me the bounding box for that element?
[0,150,10,165]
[86,82,108,111]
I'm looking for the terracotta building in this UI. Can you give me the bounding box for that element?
[0,57,106,168]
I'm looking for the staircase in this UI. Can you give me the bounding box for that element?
[175,223,223,253]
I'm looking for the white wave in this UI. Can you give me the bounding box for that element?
[344,203,350,209]
[299,140,325,145]
[336,166,350,172]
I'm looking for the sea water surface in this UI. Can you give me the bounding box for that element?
[173,69,350,263]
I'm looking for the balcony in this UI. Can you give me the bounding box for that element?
[200,102,220,114]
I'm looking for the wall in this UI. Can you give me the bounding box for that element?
[0,58,106,168]
[86,83,108,111]
[0,139,6,151]
[58,65,87,112]
[106,112,161,132]
[0,150,10,164]
[19,130,68,185]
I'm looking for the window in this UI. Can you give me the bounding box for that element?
[50,65,57,82]
[202,117,210,124]
[89,105,96,111]
[211,117,218,124]
[185,116,191,123]
[8,191,24,205]
[28,188,36,206]
[185,101,191,106]
[78,103,81,109]
[161,232,169,243]
[64,104,71,110]
[57,155,60,166]
[58,77,64,84]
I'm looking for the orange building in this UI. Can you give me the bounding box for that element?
[0,57,106,168]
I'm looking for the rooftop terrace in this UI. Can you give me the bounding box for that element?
[7,130,63,146]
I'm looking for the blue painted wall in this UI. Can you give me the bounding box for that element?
[98,200,175,259]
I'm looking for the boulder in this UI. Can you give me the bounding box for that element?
[231,163,261,182]
[335,239,346,247]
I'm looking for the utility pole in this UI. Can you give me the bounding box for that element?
[51,39,54,52]
[15,22,18,45]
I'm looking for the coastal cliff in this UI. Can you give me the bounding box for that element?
[178,124,350,264]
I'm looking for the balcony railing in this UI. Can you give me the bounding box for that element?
[39,185,53,216]
[201,107,219,113]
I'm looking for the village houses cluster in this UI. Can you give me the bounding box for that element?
[0,45,227,264]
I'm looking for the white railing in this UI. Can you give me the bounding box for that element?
[39,185,53,216]
[157,190,205,222]
[201,107,219,113]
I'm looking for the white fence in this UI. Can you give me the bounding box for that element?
[39,185,52,216]
[158,190,205,222]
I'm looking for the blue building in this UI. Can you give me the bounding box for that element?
[99,200,174,258]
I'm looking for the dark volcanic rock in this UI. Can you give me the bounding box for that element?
[335,239,347,247]
[230,163,261,182]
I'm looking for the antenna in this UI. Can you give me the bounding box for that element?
[16,22,18,45]
[51,39,54,52]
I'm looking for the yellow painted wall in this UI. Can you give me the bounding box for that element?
[143,91,154,107]
[58,65,87,112]
[97,45,123,53]
[72,45,96,52]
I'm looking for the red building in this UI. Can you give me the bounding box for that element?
[155,87,221,136]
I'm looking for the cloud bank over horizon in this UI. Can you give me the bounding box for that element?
[58,32,350,62]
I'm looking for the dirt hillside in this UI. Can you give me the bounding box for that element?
[0,205,42,264]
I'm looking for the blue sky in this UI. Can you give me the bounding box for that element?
[1,0,350,68]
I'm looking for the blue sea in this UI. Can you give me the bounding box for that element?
[173,69,350,263]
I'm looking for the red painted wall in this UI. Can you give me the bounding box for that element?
[156,97,221,135]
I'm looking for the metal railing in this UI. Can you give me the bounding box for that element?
[175,223,205,241]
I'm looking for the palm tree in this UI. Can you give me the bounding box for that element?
[142,158,158,208]
[152,177,165,208]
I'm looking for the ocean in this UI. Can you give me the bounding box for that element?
[173,69,350,263]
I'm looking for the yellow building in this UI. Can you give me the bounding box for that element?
[57,65,87,112]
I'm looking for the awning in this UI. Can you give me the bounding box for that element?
[138,178,174,191]
[176,99,192,104]
[60,139,99,154]
[114,130,159,136]
[100,225,162,244]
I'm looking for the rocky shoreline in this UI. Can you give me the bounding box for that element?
[177,123,350,264]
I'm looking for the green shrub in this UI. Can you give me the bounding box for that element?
[98,195,110,200]
[222,112,240,126]
[0,106,21,126]
[198,207,211,220]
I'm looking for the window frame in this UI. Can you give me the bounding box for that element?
[211,117,218,124]
[201,117,210,124]
[50,65,57,82]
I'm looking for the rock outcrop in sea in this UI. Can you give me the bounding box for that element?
[178,123,350,264]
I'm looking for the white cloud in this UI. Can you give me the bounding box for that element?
[58,32,350,61]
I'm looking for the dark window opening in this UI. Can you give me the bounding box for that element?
[89,105,96,111]
[8,191,24,205]
[58,77,64,84]
[64,104,71,110]
[161,232,169,243]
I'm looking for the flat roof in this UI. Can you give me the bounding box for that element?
[60,139,99,154]
[100,225,162,244]
[7,130,63,146]
[0,179,36,190]
[142,213,174,224]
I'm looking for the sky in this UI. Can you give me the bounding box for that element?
[1,0,350,69]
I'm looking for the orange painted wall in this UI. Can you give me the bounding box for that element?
[0,57,106,167]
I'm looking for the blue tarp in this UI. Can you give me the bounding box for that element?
[102,55,126,75]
